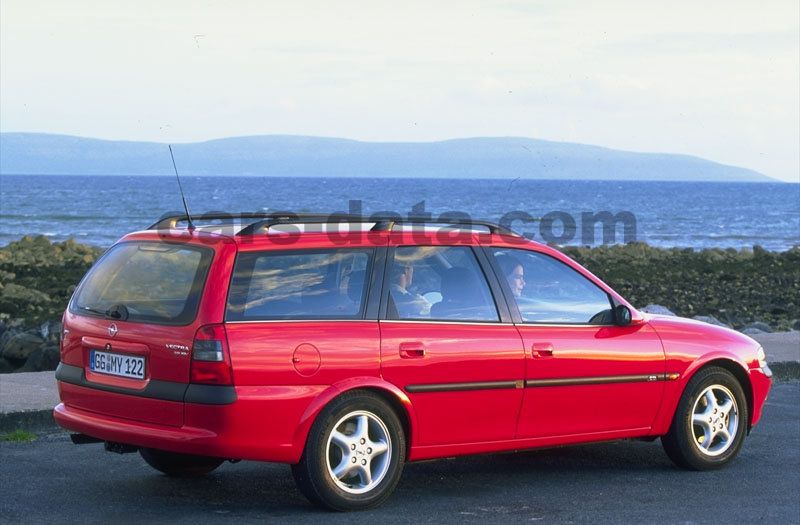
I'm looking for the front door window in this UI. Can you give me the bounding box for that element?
[490,248,614,324]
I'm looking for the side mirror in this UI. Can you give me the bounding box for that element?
[614,304,632,326]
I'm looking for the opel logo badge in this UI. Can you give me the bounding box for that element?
[108,323,118,337]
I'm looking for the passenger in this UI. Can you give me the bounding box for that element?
[430,267,485,319]
[390,264,431,317]
[495,254,525,297]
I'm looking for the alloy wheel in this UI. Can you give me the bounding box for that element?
[325,410,392,494]
[690,384,739,457]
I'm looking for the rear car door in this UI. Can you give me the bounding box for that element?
[224,245,384,453]
[379,243,525,447]
[486,247,666,439]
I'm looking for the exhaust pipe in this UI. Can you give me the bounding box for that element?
[70,433,103,445]
[70,433,138,453]
[104,441,139,454]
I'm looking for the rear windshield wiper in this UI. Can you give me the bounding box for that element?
[81,306,109,317]
[106,304,129,321]
[80,305,129,321]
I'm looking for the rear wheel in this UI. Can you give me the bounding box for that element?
[291,391,406,511]
[661,366,748,470]
[139,448,224,477]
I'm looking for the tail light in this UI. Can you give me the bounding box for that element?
[190,324,233,385]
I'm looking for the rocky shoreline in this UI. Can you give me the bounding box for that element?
[1,236,798,373]
[562,243,800,332]
[0,236,103,373]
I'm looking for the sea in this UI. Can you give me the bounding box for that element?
[1,175,798,251]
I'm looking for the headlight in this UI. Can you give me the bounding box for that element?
[757,346,768,368]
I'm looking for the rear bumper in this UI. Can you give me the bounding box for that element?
[54,402,218,452]
[54,379,325,464]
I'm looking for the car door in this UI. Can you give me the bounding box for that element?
[379,242,526,447]
[224,246,384,452]
[486,246,666,439]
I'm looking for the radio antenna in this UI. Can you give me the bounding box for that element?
[168,144,194,230]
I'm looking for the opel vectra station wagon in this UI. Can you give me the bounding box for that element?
[54,213,773,510]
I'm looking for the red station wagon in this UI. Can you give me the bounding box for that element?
[54,214,773,510]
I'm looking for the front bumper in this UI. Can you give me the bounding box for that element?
[748,366,772,428]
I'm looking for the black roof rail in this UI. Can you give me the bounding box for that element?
[237,214,378,236]
[148,212,293,230]
[237,214,519,237]
[149,212,521,237]
[371,216,517,236]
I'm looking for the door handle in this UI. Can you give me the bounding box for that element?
[399,342,426,359]
[531,343,554,358]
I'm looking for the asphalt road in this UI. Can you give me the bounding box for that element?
[2,383,798,525]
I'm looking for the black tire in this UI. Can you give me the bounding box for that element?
[139,448,224,477]
[661,366,749,470]
[291,390,406,511]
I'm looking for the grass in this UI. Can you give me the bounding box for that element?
[1,429,37,442]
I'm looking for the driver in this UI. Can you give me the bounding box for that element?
[495,254,525,297]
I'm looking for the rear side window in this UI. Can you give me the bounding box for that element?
[226,249,373,321]
[387,246,499,322]
[70,242,213,325]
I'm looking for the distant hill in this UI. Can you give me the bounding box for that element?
[0,132,776,182]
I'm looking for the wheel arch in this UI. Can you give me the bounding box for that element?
[290,377,417,463]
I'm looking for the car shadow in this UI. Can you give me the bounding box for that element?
[104,439,678,517]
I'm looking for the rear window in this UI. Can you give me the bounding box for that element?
[226,249,373,321]
[70,242,213,325]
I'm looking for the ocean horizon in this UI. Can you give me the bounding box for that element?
[1,174,798,251]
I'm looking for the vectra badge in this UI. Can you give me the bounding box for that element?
[166,343,190,357]
[108,323,118,337]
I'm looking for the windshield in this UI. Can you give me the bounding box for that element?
[70,241,213,325]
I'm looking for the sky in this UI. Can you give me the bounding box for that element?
[1,1,798,182]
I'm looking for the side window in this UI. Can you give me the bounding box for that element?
[387,246,499,322]
[491,248,613,324]
[226,249,372,321]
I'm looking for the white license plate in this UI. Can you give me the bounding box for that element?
[89,350,145,380]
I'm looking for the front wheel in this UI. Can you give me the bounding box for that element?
[661,366,748,470]
[291,391,406,511]
[139,448,224,477]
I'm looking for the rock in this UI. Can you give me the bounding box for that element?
[741,327,766,335]
[1,332,44,362]
[693,315,732,328]
[0,236,103,327]
[19,345,60,372]
[6,318,26,329]
[39,320,62,344]
[792,319,800,331]
[742,321,773,333]
[0,356,15,373]
[0,283,52,320]
[640,304,676,316]
[0,327,19,351]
